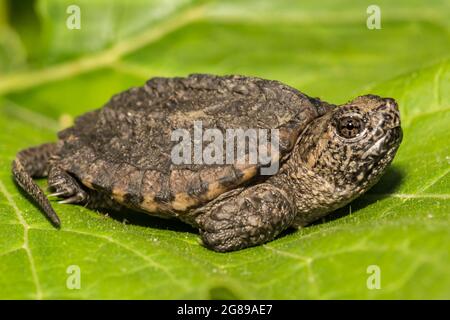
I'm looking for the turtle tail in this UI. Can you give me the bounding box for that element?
[12,143,61,227]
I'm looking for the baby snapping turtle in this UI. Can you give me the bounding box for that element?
[12,74,402,252]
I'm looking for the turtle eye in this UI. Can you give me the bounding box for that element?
[337,116,364,139]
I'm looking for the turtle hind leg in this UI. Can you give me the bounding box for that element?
[48,166,125,213]
[12,143,61,226]
[196,183,296,252]
[48,166,88,205]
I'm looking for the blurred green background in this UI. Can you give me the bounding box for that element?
[0,0,449,299]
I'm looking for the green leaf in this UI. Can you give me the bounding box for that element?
[0,0,449,299]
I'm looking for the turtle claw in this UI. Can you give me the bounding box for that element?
[58,193,85,204]
[48,166,88,205]
[58,198,74,204]
[48,191,66,198]
[47,180,65,192]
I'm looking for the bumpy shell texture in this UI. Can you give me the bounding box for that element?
[56,74,325,212]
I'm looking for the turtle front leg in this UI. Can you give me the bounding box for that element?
[196,183,296,252]
[48,166,88,204]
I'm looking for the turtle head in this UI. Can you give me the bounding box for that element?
[299,94,402,196]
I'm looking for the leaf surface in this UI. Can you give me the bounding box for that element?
[0,0,449,299]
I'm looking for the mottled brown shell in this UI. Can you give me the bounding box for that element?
[56,74,325,214]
